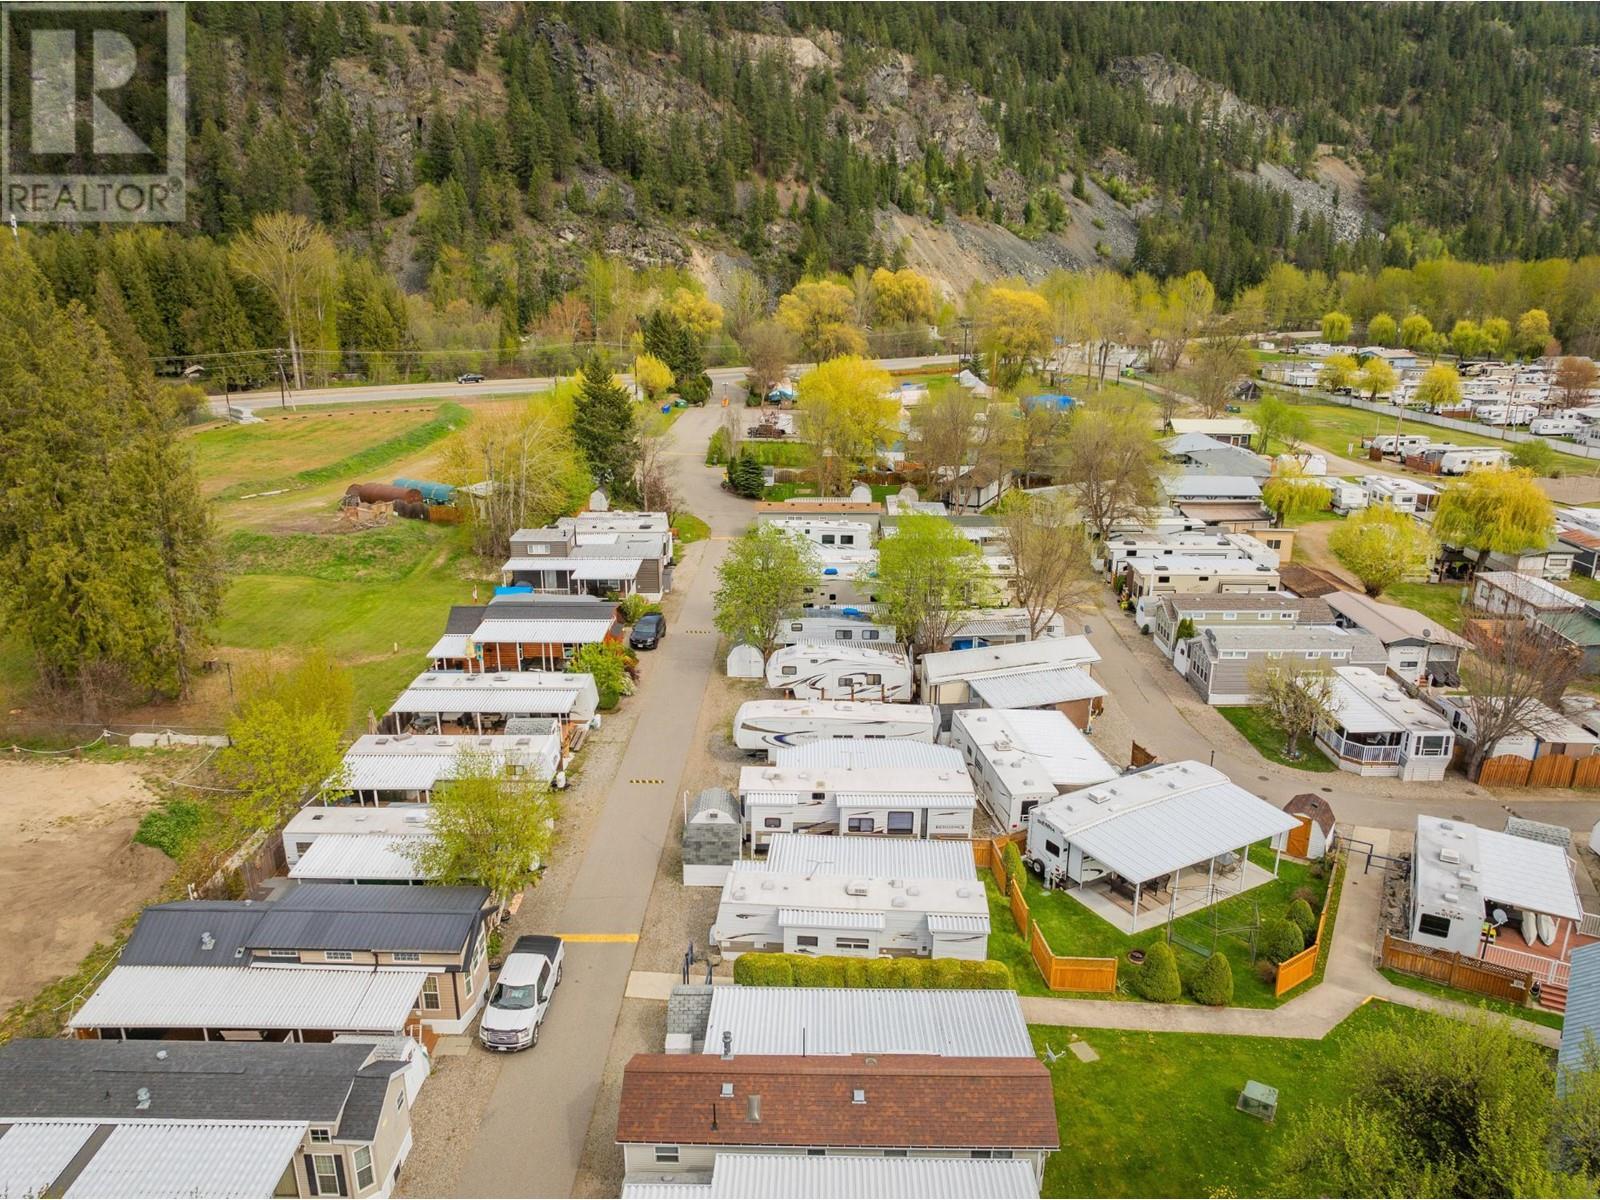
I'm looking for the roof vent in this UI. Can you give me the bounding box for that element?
[891,896,908,908]
[746,1094,761,1123]
[155,1050,168,1061]
[844,879,870,897]
[956,886,972,899]
[721,1032,733,1061]
[1439,848,1461,864]
[134,1087,151,1111]
[199,932,215,952]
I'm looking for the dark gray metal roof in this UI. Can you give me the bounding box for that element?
[443,605,488,635]
[483,595,619,621]
[0,1040,400,1132]
[119,905,266,967]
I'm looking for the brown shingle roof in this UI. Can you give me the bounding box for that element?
[1278,563,1350,598]
[1285,793,1336,835]
[616,1053,1059,1150]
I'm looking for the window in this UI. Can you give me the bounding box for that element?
[847,816,875,833]
[864,674,882,686]
[781,666,797,677]
[807,1148,827,1157]
[763,817,782,829]
[821,534,836,545]
[1266,651,1282,660]
[835,937,870,951]
[325,950,354,962]
[354,1147,375,1191]
[655,1147,679,1165]
[310,1128,332,1144]
[1044,839,1061,857]
[839,675,857,688]
[312,1154,340,1196]
[1279,611,1294,620]
[391,951,420,963]
[863,630,880,640]
[1414,734,1449,757]
[1418,913,1452,938]
[464,970,474,998]
[834,629,851,641]
[263,949,297,960]
[790,622,803,631]
[884,1149,908,1158]
[886,811,915,834]
[1223,612,1237,621]
[421,975,441,1011]
[394,1090,404,1111]
[840,535,855,546]
[971,1150,993,1160]
[796,935,819,948]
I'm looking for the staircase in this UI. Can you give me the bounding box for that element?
[1538,978,1569,1014]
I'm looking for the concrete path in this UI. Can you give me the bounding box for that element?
[1019,826,1561,1048]
[450,402,748,1197]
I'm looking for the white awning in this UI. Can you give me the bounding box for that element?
[777,909,887,931]
[969,667,1106,708]
[833,791,976,810]
[66,1121,308,1199]
[426,634,471,660]
[471,618,616,644]
[926,914,991,935]
[289,834,432,882]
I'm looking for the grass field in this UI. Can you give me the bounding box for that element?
[1381,582,1469,632]
[1376,967,1563,1030]
[987,845,1331,1008]
[1034,1000,1428,1198]
[1218,707,1339,772]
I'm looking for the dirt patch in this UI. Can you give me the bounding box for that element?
[0,758,176,1011]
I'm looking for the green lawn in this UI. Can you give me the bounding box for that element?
[1382,582,1468,633]
[1033,1000,1428,1198]
[743,441,811,467]
[1376,967,1564,1030]
[1240,393,1594,475]
[671,513,710,545]
[1559,573,1600,602]
[1218,707,1339,772]
[988,845,1332,1008]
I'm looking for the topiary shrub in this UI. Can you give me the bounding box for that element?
[1189,952,1234,1006]
[886,957,923,988]
[840,958,868,987]
[733,952,793,986]
[791,955,846,987]
[1286,898,1318,940]
[976,959,1015,989]
[1259,917,1306,965]
[928,959,965,989]
[863,958,897,988]
[1133,941,1182,1002]
[1003,842,1027,887]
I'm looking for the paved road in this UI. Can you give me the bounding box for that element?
[450,403,744,1198]
[210,356,958,414]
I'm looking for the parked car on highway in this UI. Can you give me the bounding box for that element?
[629,612,667,650]
[458,372,485,384]
[479,935,564,1051]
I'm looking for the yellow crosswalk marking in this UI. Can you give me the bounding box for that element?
[557,933,640,943]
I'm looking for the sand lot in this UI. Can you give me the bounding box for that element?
[0,758,176,1011]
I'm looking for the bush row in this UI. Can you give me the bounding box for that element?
[731,952,1014,990]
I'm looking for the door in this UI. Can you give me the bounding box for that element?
[1286,815,1312,858]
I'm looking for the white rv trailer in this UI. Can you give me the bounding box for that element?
[948,708,1120,833]
[1328,478,1368,514]
[1530,414,1584,437]
[1433,445,1512,474]
[774,614,898,647]
[1369,433,1431,456]
[1473,403,1538,427]
[733,699,939,755]
[764,644,914,701]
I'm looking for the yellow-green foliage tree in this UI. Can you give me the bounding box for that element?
[1318,353,1360,391]
[1399,313,1434,350]
[1321,310,1352,343]
[1517,308,1553,358]
[1414,364,1462,410]
[877,514,996,654]
[776,279,866,360]
[794,356,896,495]
[1262,466,1332,527]
[1433,467,1556,572]
[1357,356,1398,400]
[633,352,673,401]
[1366,313,1397,346]
[975,286,1052,390]
[1329,505,1439,597]
[661,287,725,342]
[869,267,937,327]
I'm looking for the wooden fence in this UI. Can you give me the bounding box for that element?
[1474,752,1600,789]
[1380,933,1534,1004]
[1274,901,1330,997]
[1029,921,1118,993]
[1008,878,1030,938]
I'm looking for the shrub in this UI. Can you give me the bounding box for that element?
[567,641,630,701]
[705,428,729,465]
[971,959,1014,989]
[886,957,922,988]
[1003,842,1027,887]
[1259,917,1306,964]
[1133,941,1182,1002]
[726,451,765,498]
[1189,952,1234,1006]
[1287,898,1318,939]
[1254,959,1278,984]
[133,799,208,860]
[928,959,964,989]
[618,595,662,624]
[841,958,868,987]
[791,956,844,987]
[863,958,898,988]
[1291,885,1321,911]
[732,952,793,986]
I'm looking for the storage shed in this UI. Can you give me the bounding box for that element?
[683,788,743,887]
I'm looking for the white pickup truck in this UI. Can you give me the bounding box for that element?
[478,935,564,1052]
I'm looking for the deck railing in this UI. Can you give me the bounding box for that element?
[1483,943,1569,986]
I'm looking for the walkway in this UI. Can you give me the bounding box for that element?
[1018,826,1560,1048]
[449,402,748,1197]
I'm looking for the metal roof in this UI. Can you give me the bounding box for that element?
[1325,667,1451,736]
[926,914,992,934]
[66,1120,308,1199]
[1163,475,1263,500]
[1032,762,1298,885]
[952,708,1119,794]
[427,633,471,659]
[252,882,488,951]
[1505,816,1573,850]
[69,966,428,1033]
[701,987,1031,1058]
[1559,943,1600,1090]
[1324,591,1469,648]
[620,1154,1039,1199]
[289,834,430,882]
[760,833,976,881]
[1474,571,1584,610]
[389,674,583,717]
[471,618,616,644]
[773,741,963,771]
[1414,815,1581,921]
[917,636,1099,685]
[969,666,1106,708]
[0,1119,98,1197]
[340,755,456,792]
[833,791,977,811]
[777,908,887,931]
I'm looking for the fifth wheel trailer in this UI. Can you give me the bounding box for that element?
[733,700,938,754]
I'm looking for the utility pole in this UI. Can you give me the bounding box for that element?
[273,348,291,411]
[959,317,972,372]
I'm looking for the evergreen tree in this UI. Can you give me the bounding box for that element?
[572,352,640,503]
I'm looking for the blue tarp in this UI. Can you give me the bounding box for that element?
[1021,393,1075,412]
[494,585,533,596]
[393,477,456,504]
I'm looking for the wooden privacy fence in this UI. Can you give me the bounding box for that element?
[1274,902,1330,997]
[1008,878,1030,937]
[1474,752,1600,789]
[1030,921,1119,993]
[1380,933,1534,1004]
[971,832,1025,895]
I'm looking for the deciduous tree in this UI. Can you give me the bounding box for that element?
[1328,505,1438,597]
[1320,310,1352,343]
[411,748,560,912]
[1318,353,1359,391]
[1556,356,1599,408]
[975,286,1052,390]
[1251,395,1311,456]
[740,319,797,401]
[633,352,673,402]
[1182,338,1251,417]
[661,287,724,342]
[869,267,937,327]
[1366,312,1397,346]
[999,493,1096,639]
[1413,364,1462,410]
[228,212,338,388]
[1261,465,1331,527]
[1057,399,1166,543]
[794,356,896,496]
[1457,612,1580,779]
[1250,662,1336,760]
[1399,312,1434,351]
[776,279,865,361]
[876,515,996,654]
[1356,356,1398,401]
[713,525,820,657]
[1432,467,1554,573]
[1517,307,1553,358]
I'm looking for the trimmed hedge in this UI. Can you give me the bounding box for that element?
[1189,951,1234,1006]
[1286,897,1318,939]
[1133,941,1182,1002]
[732,952,1013,990]
[1003,841,1027,887]
[1260,917,1306,965]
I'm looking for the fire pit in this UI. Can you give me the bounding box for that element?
[1128,949,1146,965]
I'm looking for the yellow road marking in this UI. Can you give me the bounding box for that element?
[628,777,666,785]
[557,933,640,943]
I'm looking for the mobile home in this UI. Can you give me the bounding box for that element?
[733,699,939,755]
[1531,414,1584,437]
[948,708,1119,833]
[764,645,914,700]
[738,762,976,848]
[774,613,898,647]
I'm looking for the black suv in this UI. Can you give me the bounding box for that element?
[629,612,666,650]
[457,372,485,384]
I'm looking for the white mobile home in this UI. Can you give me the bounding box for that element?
[774,614,898,647]
[1364,474,1440,514]
[1315,666,1456,781]
[764,645,914,700]
[1329,478,1368,514]
[948,708,1120,833]
[282,804,433,875]
[382,671,599,735]
[1532,414,1584,437]
[733,700,939,755]
[328,728,564,803]
[710,833,989,960]
[738,763,976,849]
[1369,433,1431,456]
[768,517,875,548]
[917,636,1100,706]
